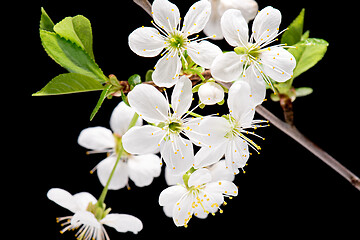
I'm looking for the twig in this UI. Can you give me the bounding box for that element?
[256,105,360,191]
[133,0,152,16]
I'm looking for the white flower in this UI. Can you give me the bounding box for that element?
[204,0,258,40]
[122,76,205,175]
[47,188,143,239]
[211,6,296,105]
[164,160,234,191]
[128,0,222,88]
[159,168,238,227]
[198,81,224,105]
[78,102,161,190]
[194,81,268,174]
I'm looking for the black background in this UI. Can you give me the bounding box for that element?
[18,0,360,239]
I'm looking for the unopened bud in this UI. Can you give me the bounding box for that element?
[198,82,224,105]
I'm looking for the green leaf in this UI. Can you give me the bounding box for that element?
[128,74,142,89]
[33,73,104,96]
[40,7,55,32]
[40,29,107,83]
[301,30,310,41]
[288,38,329,78]
[281,8,305,46]
[53,15,94,59]
[295,87,313,97]
[90,84,112,121]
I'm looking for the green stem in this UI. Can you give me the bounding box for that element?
[96,112,139,206]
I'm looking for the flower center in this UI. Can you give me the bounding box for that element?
[86,202,112,221]
[167,31,187,51]
[234,44,261,59]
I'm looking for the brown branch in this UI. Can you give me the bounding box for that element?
[256,105,360,190]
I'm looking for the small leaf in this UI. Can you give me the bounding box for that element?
[128,74,142,89]
[301,30,310,41]
[90,84,112,121]
[40,29,107,83]
[40,7,54,32]
[295,87,313,97]
[53,15,94,59]
[281,8,305,46]
[33,73,104,96]
[288,38,329,78]
[145,69,153,82]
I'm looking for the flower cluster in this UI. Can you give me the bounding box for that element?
[122,0,295,228]
[47,0,297,236]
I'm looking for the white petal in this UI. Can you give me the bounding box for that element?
[161,134,194,175]
[72,192,98,211]
[47,188,78,213]
[211,52,244,82]
[110,102,142,136]
[78,127,114,151]
[259,47,296,82]
[165,166,184,185]
[152,0,180,34]
[224,137,249,174]
[182,0,211,36]
[220,0,258,22]
[71,211,101,228]
[241,65,266,105]
[188,168,212,187]
[172,193,194,226]
[194,141,227,168]
[159,185,187,206]
[252,6,281,44]
[152,53,182,88]
[197,116,230,146]
[187,40,222,68]
[207,160,235,182]
[221,9,248,47]
[97,156,128,190]
[101,213,143,234]
[203,12,223,39]
[198,81,224,105]
[228,81,254,122]
[127,83,169,123]
[127,154,162,187]
[171,76,192,118]
[128,27,165,57]
[206,180,238,196]
[196,189,222,214]
[122,125,164,155]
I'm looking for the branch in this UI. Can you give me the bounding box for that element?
[256,105,360,191]
[133,0,152,16]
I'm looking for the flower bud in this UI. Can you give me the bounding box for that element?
[198,82,224,105]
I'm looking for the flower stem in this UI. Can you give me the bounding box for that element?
[97,112,140,206]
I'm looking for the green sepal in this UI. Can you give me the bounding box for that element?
[145,70,154,82]
[32,73,104,96]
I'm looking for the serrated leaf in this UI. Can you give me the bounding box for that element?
[281,8,305,46]
[90,84,112,121]
[54,15,94,59]
[288,38,329,78]
[40,7,54,32]
[40,29,107,83]
[33,73,104,96]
